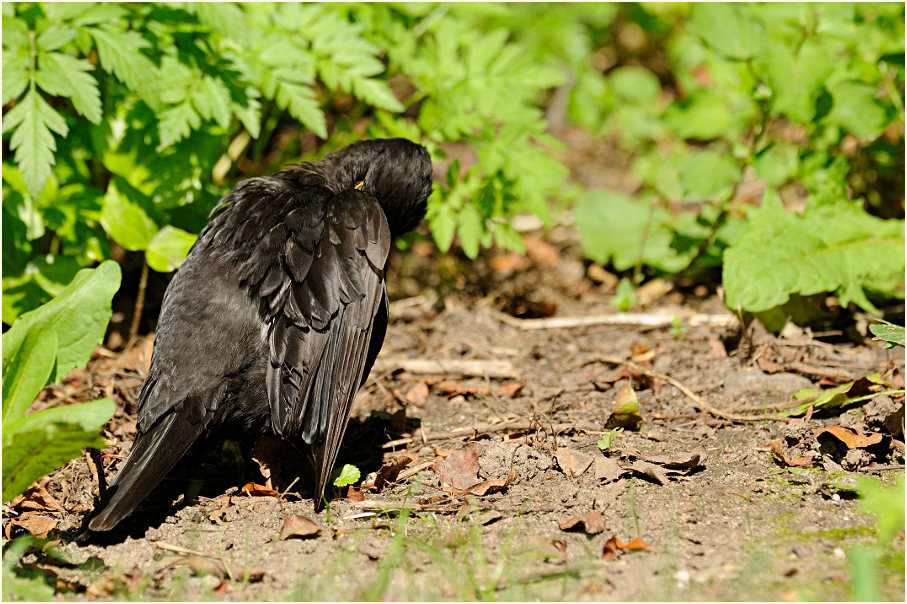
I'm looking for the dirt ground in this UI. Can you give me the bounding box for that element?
[3,220,905,602]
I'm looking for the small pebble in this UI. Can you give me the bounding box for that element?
[833,547,846,560]
[674,569,691,588]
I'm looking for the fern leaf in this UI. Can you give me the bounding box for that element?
[274,81,327,138]
[35,52,102,124]
[157,101,201,151]
[88,26,160,108]
[3,87,68,198]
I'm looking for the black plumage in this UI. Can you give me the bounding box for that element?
[88,139,432,531]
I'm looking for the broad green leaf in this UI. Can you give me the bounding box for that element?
[331,464,360,488]
[762,37,836,123]
[146,226,197,273]
[869,323,905,348]
[35,24,79,52]
[609,66,661,104]
[100,180,158,251]
[662,91,742,141]
[781,373,888,417]
[2,398,115,503]
[825,80,889,140]
[2,87,68,198]
[753,144,799,185]
[688,3,764,60]
[35,52,102,123]
[679,150,741,202]
[724,190,905,314]
[1,324,57,426]
[1,261,121,384]
[428,201,457,253]
[575,191,699,273]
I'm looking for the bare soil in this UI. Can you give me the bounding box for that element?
[4,224,904,601]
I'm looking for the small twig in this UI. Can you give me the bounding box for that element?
[154,542,211,557]
[785,362,854,382]
[271,476,300,511]
[492,309,739,331]
[587,357,788,422]
[396,460,435,482]
[381,419,602,449]
[857,464,905,473]
[128,259,150,345]
[371,358,519,379]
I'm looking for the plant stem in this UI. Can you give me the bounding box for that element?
[128,258,149,344]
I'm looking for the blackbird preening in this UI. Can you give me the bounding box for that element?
[88,138,433,531]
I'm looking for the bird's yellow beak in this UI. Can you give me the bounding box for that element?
[354,181,365,190]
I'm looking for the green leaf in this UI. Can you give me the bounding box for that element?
[611,278,636,312]
[597,427,624,451]
[868,322,905,348]
[429,201,457,253]
[856,475,906,545]
[609,66,661,104]
[763,37,836,123]
[1,50,29,104]
[1,324,57,426]
[275,81,327,139]
[36,24,79,52]
[825,80,889,140]
[331,464,360,488]
[35,52,102,124]
[723,190,905,314]
[156,100,202,151]
[351,78,404,112]
[781,373,889,417]
[100,179,159,251]
[575,191,700,273]
[1,261,121,384]
[2,87,68,198]
[2,398,115,503]
[457,205,482,259]
[688,3,765,60]
[88,26,159,108]
[146,226,197,273]
[753,144,799,186]
[679,150,742,202]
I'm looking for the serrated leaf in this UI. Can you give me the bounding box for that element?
[1,260,121,385]
[351,77,404,112]
[88,26,159,107]
[723,190,905,314]
[2,51,30,104]
[2,87,68,198]
[192,76,233,129]
[100,180,158,250]
[2,323,56,426]
[35,52,102,123]
[146,226,197,273]
[156,100,202,150]
[274,81,326,138]
[2,398,115,503]
[36,24,79,52]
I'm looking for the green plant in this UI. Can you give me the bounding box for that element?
[2,536,55,601]
[869,320,905,348]
[597,427,624,451]
[849,475,906,601]
[2,260,120,503]
[574,3,905,326]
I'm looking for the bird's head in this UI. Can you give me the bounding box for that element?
[323,138,433,238]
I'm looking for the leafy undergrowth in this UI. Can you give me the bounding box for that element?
[2,237,903,602]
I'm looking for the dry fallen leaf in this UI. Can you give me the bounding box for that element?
[814,426,884,449]
[707,337,728,358]
[558,510,606,534]
[556,448,594,478]
[241,482,280,498]
[769,440,815,468]
[523,235,560,267]
[434,381,492,398]
[496,382,524,398]
[280,515,321,540]
[628,460,670,486]
[466,470,518,496]
[630,344,655,363]
[643,448,707,469]
[369,455,418,491]
[433,442,481,489]
[602,535,650,560]
[346,486,365,502]
[405,382,429,408]
[7,512,58,537]
[9,477,64,512]
[593,456,625,482]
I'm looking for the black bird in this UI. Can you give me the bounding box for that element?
[88,138,432,531]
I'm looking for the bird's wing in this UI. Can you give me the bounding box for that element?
[248,187,391,495]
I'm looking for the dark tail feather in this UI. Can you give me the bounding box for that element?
[88,412,205,531]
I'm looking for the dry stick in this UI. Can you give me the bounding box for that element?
[128,260,150,344]
[381,419,603,449]
[492,309,739,331]
[589,356,788,422]
[154,542,211,557]
[371,358,519,379]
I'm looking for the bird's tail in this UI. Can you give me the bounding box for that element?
[88,412,205,531]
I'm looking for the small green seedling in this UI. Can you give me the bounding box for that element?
[669,315,689,338]
[597,427,624,451]
[611,278,636,312]
[322,464,361,524]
